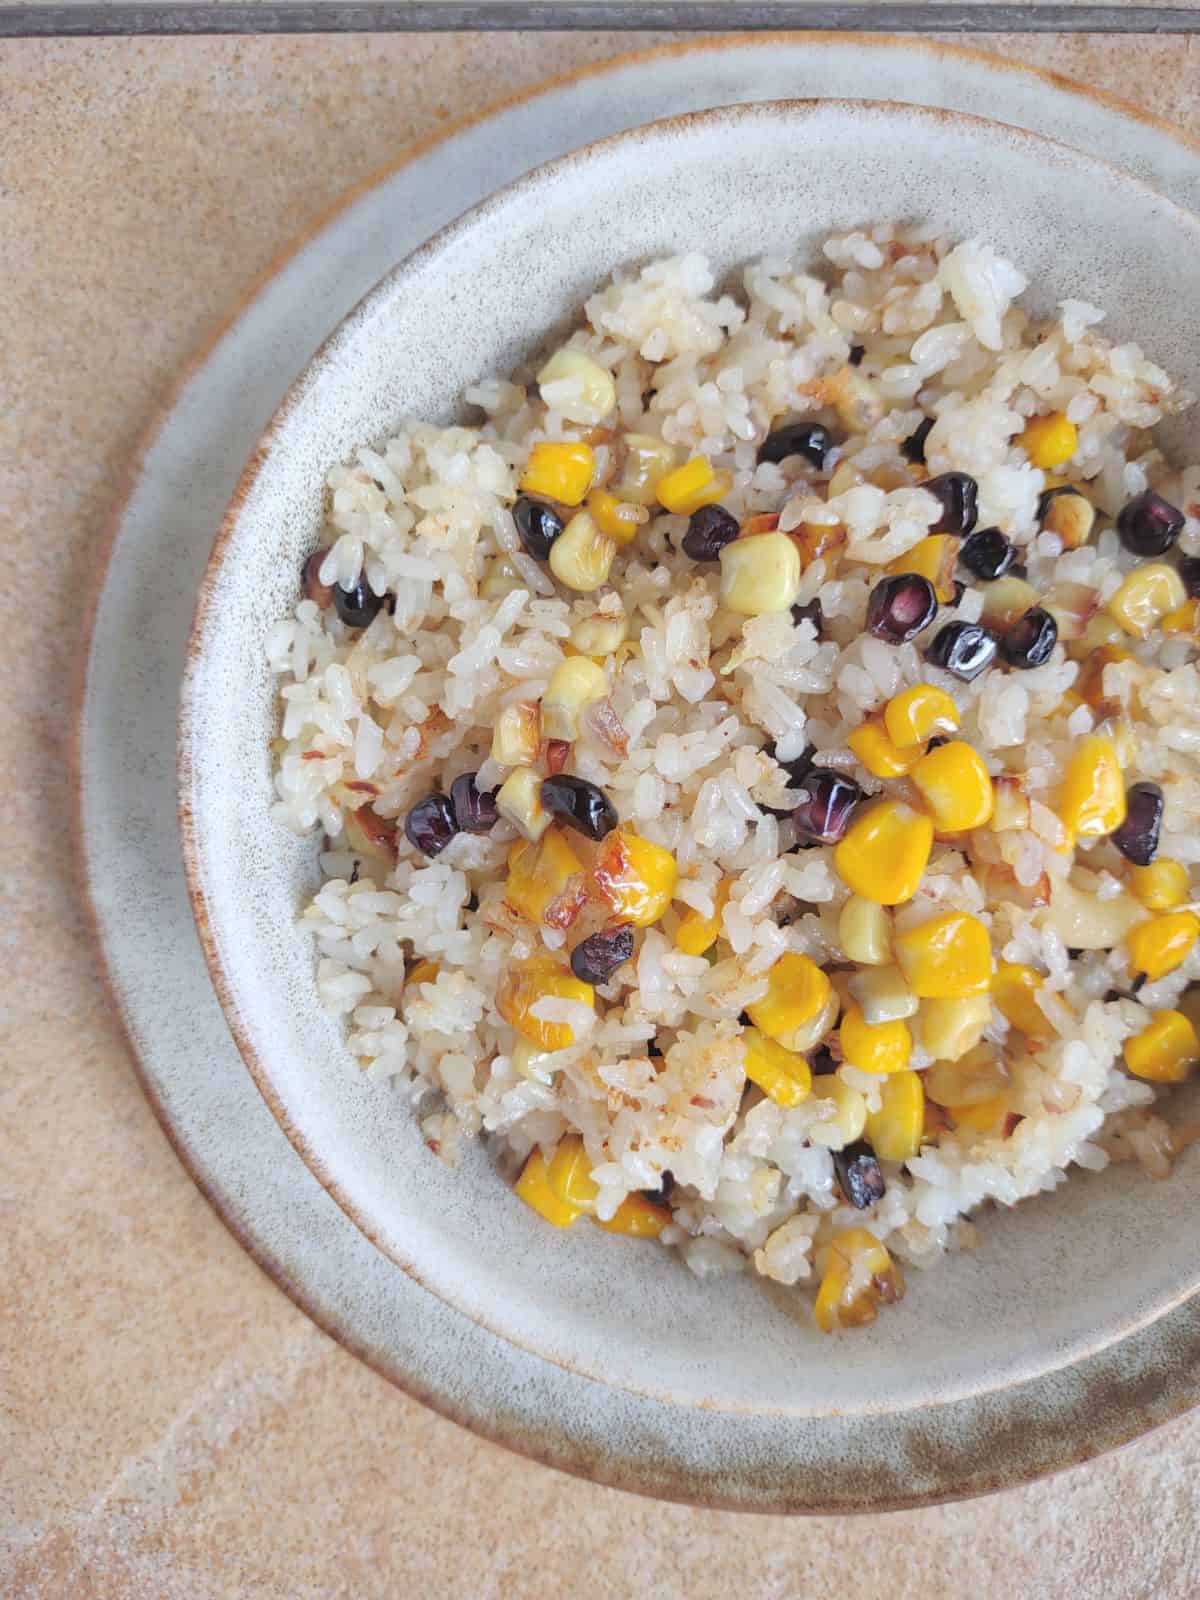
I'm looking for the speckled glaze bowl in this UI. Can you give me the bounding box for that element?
[180,100,1200,1424]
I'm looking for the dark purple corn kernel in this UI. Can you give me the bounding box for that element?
[848,344,866,368]
[333,578,383,629]
[833,1140,886,1209]
[902,416,935,464]
[1001,607,1058,669]
[570,925,635,985]
[791,768,864,846]
[1178,557,1200,598]
[790,598,824,636]
[1117,490,1184,558]
[681,503,740,562]
[926,621,999,681]
[1112,781,1164,867]
[449,771,499,835]
[959,526,1015,582]
[924,471,979,536]
[757,421,834,469]
[540,775,618,841]
[512,496,564,561]
[404,793,458,858]
[866,573,939,643]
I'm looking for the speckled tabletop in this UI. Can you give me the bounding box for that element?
[6,28,1200,1598]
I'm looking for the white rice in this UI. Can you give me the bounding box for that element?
[269,226,1200,1325]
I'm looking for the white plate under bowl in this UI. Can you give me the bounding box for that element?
[82,37,1200,1509]
[180,98,1200,1423]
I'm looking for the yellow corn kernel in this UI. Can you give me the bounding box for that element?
[924,1044,1009,1108]
[656,455,733,516]
[1020,412,1078,469]
[849,964,920,1024]
[808,1077,869,1151]
[595,1192,673,1237]
[911,740,994,833]
[814,1228,903,1332]
[536,347,616,424]
[613,433,678,506]
[992,962,1054,1040]
[979,573,1040,631]
[1058,734,1126,840]
[787,992,840,1054]
[916,993,993,1062]
[542,655,608,740]
[884,684,961,749]
[505,827,583,924]
[515,1147,582,1228]
[837,895,893,966]
[895,911,992,999]
[1124,1009,1200,1083]
[549,510,617,593]
[1162,598,1200,638]
[718,531,802,616]
[1108,562,1188,638]
[570,610,628,658]
[834,799,934,907]
[592,827,678,927]
[491,700,541,768]
[1127,911,1200,982]
[741,1026,813,1108]
[947,1093,1010,1138]
[496,954,594,1051]
[495,765,551,842]
[511,1038,556,1084]
[839,1004,912,1076]
[407,958,440,987]
[847,716,923,780]
[519,440,595,506]
[990,776,1031,833]
[1130,858,1190,912]
[1041,488,1096,549]
[585,489,646,547]
[674,881,730,957]
[546,1134,600,1213]
[892,534,959,603]
[746,952,833,1051]
[865,1070,925,1162]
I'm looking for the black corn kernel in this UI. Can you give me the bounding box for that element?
[403,793,458,858]
[791,769,863,846]
[682,503,739,562]
[1179,557,1200,598]
[833,1140,886,1209]
[758,421,833,469]
[512,496,564,561]
[540,775,618,840]
[848,344,866,368]
[809,1045,839,1076]
[1112,782,1164,867]
[570,925,634,985]
[866,573,939,643]
[1116,490,1184,558]
[333,578,384,629]
[924,471,979,536]
[925,621,999,681]
[449,771,499,835]
[1001,607,1058,668]
[902,416,935,464]
[959,527,1015,581]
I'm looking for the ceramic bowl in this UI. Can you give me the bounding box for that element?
[180,99,1200,1420]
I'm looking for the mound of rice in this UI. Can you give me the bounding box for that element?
[267,226,1200,1327]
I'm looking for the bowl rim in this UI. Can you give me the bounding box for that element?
[178,89,1200,1420]
[72,34,1200,1512]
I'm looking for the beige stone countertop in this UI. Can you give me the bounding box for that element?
[6,27,1200,1598]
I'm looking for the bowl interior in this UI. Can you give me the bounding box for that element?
[181,100,1200,1416]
